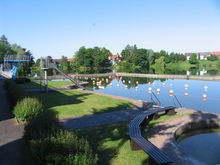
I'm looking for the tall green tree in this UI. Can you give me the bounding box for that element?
[154,56,165,74]
[189,53,199,64]
[60,56,70,74]
[75,46,112,73]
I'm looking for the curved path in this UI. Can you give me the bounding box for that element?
[0,77,25,165]
[146,109,220,165]
[61,109,143,130]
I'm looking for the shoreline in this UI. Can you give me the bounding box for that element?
[29,72,220,81]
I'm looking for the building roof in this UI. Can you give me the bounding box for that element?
[184,52,220,56]
[211,52,220,56]
[108,55,120,60]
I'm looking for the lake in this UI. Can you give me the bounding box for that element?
[85,76,220,114]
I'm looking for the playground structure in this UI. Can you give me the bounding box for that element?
[40,57,84,92]
[1,54,31,79]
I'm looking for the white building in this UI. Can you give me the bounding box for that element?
[185,52,220,60]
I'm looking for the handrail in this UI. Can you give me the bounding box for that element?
[173,95,182,108]
[129,106,175,164]
[151,92,161,106]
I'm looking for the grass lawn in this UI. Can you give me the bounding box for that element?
[166,61,195,71]
[75,113,189,165]
[18,81,73,89]
[30,90,135,118]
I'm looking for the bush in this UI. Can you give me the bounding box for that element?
[4,79,26,106]
[24,110,61,141]
[15,78,31,84]
[13,97,44,122]
[29,130,98,165]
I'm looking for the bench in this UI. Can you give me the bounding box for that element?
[129,106,175,165]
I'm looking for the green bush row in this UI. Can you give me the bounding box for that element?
[4,79,27,106]
[29,129,98,165]
[13,97,44,122]
[5,79,98,165]
[24,110,98,165]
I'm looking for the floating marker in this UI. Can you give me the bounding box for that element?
[125,85,128,88]
[148,82,151,85]
[135,86,139,89]
[148,87,152,93]
[136,81,139,84]
[168,90,174,96]
[202,94,208,101]
[184,92,189,96]
[156,88,160,94]
[185,84,189,89]
[204,86,208,91]
[128,80,131,84]
[123,80,125,83]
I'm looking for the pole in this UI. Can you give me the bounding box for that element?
[44,69,48,93]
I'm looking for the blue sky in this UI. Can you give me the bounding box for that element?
[1,0,220,59]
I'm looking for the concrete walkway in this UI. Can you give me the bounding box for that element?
[61,109,143,130]
[0,77,25,165]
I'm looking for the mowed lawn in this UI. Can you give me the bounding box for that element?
[30,90,135,118]
[18,81,73,89]
[76,114,187,165]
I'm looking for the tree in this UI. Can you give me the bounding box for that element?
[189,53,199,64]
[60,56,70,74]
[11,44,25,55]
[154,56,165,74]
[0,35,15,61]
[75,46,112,73]
[207,55,217,61]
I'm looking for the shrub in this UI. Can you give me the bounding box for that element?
[24,110,61,141]
[4,79,26,106]
[29,130,98,165]
[13,97,44,122]
[15,78,31,84]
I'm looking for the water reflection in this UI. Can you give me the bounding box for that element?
[177,130,220,165]
[85,76,220,114]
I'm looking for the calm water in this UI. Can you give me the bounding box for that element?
[85,77,220,114]
[178,132,220,165]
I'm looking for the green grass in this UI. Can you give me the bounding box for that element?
[75,113,189,165]
[166,60,218,71]
[30,90,135,118]
[166,61,195,71]
[18,81,73,89]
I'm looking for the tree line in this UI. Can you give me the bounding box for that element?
[0,35,34,76]
[2,34,218,76]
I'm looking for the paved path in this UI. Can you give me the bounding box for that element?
[0,78,25,165]
[61,109,143,130]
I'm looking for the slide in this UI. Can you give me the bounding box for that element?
[49,64,85,89]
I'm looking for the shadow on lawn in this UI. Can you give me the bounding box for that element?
[75,122,133,165]
[30,89,92,109]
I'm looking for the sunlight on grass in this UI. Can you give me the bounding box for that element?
[18,81,73,89]
[76,114,185,165]
[30,90,135,118]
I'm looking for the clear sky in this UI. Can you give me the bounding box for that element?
[1,0,220,59]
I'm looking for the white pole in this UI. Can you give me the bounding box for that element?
[44,69,48,93]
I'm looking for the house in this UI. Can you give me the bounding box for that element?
[108,54,121,65]
[184,51,220,60]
